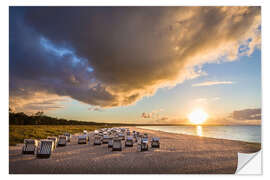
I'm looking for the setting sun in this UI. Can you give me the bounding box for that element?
[188,109,208,125]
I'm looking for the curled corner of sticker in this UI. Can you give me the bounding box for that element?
[235,150,262,174]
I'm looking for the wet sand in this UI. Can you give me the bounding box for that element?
[9,127,260,174]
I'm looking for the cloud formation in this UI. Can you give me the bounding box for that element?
[192,81,235,87]
[141,109,163,119]
[88,107,103,112]
[231,108,261,120]
[10,7,261,111]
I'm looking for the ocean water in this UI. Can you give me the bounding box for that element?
[137,125,261,143]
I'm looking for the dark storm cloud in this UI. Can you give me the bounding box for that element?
[231,108,261,120]
[9,7,261,111]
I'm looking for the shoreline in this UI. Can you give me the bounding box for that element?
[135,126,261,145]
[9,127,261,174]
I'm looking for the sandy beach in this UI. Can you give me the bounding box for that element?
[9,127,261,174]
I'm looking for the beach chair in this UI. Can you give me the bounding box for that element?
[151,137,160,148]
[118,133,125,140]
[64,133,71,142]
[78,135,87,144]
[94,136,102,145]
[127,131,131,136]
[36,140,54,158]
[102,135,110,144]
[138,137,148,151]
[112,138,122,151]
[58,135,67,146]
[22,139,38,154]
[47,136,58,150]
[108,137,113,148]
[125,136,133,147]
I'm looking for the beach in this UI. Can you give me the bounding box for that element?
[9,127,261,174]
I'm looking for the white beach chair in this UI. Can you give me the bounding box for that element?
[78,135,87,144]
[112,138,122,151]
[108,137,113,148]
[94,136,102,145]
[64,133,71,142]
[151,137,160,148]
[118,133,125,140]
[125,136,133,147]
[138,137,148,151]
[102,135,110,144]
[126,131,131,136]
[22,139,38,154]
[58,135,67,146]
[36,140,54,158]
[47,136,58,150]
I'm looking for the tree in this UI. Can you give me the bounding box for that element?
[35,111,44,117]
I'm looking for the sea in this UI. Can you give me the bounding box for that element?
[137,125,261,143]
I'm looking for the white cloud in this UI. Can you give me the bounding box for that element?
[192,81,235,87]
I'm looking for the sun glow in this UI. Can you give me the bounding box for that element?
[188,108,208,125]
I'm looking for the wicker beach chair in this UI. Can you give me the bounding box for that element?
[125,136,133,147]
[138,137,148,151]
[64,133,71,142]
[108,137,113,148]
[36,140,54,158]
[58,135,67,146]
[94,135,102,145]
[22,139,38,154]
[151,137,160,148]
[78,135,87,144]
[118,133,125,140]
[47,136,58,150]
[102,135,110,144]
[112,138,122,151]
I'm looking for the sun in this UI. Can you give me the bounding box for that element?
[188,108,208,125]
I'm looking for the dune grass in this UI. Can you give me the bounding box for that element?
[9,125,111,146]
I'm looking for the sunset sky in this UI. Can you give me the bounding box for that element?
[9,7,261,125]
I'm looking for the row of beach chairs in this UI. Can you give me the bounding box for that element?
[21,128,160,158]
[87,128,160,152]
[22,133,71,158]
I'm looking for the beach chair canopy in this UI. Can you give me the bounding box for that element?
[126,136,133,140]
[142,137,148,143]
[152,137,160,141]
[24,139,37,145]
[64,133,70,137]
[78,135,87,139]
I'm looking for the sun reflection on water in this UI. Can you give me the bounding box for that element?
[196,126,203,136]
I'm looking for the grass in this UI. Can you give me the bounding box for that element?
[9,125,112,146]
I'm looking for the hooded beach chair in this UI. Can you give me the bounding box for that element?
[22,139,38,154]
[151,137,160,148]
[47,136,58,150]
[118,133,125,140]
[125,136,133,147]
[94,135,102,145]
[64,133,71,142]
[78,135,87,144]
[108,137,113,148]
[138,137,148,151]
[112,138,122,151]
[102,135,110,144]
[58,135,67,146]
[36,140,54,158]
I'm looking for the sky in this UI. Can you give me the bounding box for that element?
[9,7,261,125]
